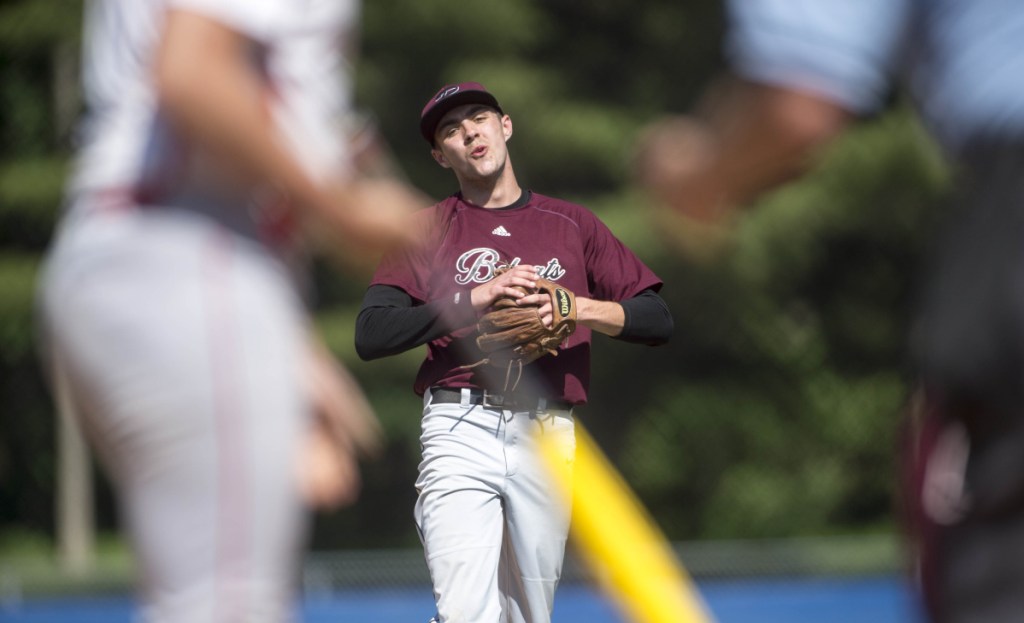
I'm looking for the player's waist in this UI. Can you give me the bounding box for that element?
[66,184,298,247]
[429,387,574,413]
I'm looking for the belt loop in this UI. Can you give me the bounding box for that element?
[460,388,472,408]
[536,398,547,413]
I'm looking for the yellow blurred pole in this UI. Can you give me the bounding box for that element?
[539,422,714,623]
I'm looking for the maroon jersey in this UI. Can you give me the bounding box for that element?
[370,191,662,404]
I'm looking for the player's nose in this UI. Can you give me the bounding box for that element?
[460,122,479,145]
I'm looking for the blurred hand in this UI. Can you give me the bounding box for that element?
[633,116,730,222]
[299,422,361,510]
[328,176,431,247]
[297,337,383,510]
[633,116,737,263]
[302,176,432,275]
[648,202,736,265]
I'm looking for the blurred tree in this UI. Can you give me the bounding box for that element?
[0,0,955,556]
[608,107,949,539]
[0,0,84,551]
[355,0,725,199]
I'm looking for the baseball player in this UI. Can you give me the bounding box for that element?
[633,1,1024,621]
[37,1,423,621]
[354,82,674,623]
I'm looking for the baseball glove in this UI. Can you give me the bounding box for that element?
[472,271,578,373]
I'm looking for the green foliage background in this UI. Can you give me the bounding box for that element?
[0,0,950,553]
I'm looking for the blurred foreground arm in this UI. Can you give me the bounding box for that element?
[634,80,853,246]
[155,9,426,254]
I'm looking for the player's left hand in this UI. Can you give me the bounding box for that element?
[516,292,553,328]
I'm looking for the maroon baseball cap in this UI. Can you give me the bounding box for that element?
[420,82,503,145]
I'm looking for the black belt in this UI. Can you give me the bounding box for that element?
[429,388,573,412]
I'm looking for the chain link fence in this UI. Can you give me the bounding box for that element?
[0,533,905,606]
[301,534,904,595]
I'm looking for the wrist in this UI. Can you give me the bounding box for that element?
[444,289,479,328]
[576,297,625,337]
[576,296,607,325]
[469,285,491,312]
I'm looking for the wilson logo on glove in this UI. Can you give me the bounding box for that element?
[555,288,572,318]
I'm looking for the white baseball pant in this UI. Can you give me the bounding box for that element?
[415,388,576,623]
[40,205,311,623]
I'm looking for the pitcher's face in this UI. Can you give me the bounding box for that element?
[431,104,513,183]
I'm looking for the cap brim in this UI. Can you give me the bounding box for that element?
[420,90,503,144]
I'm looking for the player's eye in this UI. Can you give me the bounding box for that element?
[474,114,489,123]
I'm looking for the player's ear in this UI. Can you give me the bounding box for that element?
[502,115,513,142]
[431,147,451,169]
